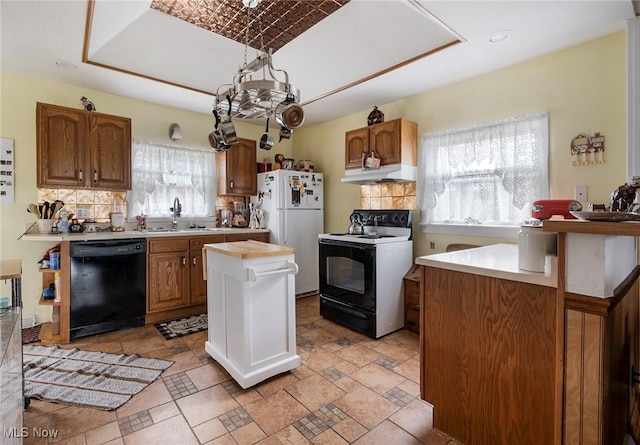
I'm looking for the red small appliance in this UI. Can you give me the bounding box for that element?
[531,199,582,220]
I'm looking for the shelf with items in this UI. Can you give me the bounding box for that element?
[36,242,70,343]
[38,294,61,306]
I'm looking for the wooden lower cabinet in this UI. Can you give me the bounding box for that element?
[147,233,269,320]
[189,235,225,305]
[421,267,557,445]
[421,264,640,445]
[563,277,639,445]
[147,238,190,312]
[225,232,270,243]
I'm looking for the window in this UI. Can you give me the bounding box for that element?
[417,112,549,236]
[127,139,216,219]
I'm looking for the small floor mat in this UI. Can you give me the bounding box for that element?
[154,313,207,340]
[22,324,42,344]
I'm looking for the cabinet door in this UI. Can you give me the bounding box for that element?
[345,127,369,169]
[369,120,401,166]
[189,235,225,305]
[217,138,257,196]
[37,103,85,187]
[189,251,207,305]
[88,114,132,190]
[148,252,190,312]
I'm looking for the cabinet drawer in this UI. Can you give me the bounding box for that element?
[189,235,225,250]
[148,238,189,253]
[225,232,270,243]
[405,303,420,333]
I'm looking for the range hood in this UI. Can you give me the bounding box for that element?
[341,164,417,185]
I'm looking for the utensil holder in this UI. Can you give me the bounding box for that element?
[36,219,53,233]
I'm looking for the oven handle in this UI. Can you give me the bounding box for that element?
[319,238,375,251]
[246,262,298,282]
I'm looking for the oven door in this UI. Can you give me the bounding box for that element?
[319,238,375,311]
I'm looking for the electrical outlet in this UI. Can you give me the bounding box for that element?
[430,242,436,249]
[574,185,588,202]
[76,207,91,218]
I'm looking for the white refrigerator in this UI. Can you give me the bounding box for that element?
[252,170,324,297]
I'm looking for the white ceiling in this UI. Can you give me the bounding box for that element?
[0,0,635,127]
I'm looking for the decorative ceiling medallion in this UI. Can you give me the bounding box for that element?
[150,0,350,52]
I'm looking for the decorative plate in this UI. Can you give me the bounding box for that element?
[570,211,640,222]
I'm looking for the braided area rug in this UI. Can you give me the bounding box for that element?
[23,345,173,410]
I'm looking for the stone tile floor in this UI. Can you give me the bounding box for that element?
[23,295,460,445]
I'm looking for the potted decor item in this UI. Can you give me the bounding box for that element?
[367,106,384,126]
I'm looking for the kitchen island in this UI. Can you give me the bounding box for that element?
[416,222,639,445]
[203,240,299,388]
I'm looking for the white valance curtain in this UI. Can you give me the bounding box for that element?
[417,112,549,227]
[127,139,216,218]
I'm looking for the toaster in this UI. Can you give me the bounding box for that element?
[531,199,582,220]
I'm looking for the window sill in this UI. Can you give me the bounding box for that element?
[422,223,520,239]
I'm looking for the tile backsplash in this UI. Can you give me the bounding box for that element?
[38,184,415,223]
[38,188,128,222]
[360,182,416,210]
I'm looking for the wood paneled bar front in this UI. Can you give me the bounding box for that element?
[415,220,640,445]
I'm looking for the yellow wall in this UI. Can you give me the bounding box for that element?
[0,73,279,322]
[0,31,627,323]
[294,31,627,257]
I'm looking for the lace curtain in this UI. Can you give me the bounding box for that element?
[417,112,549,227]
[127,139,216,218]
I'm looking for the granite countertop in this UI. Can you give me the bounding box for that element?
[21,227,270,242]
[415,243,557,288]
[204,240,296,259]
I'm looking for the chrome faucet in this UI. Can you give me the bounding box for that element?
[170,197,182,229]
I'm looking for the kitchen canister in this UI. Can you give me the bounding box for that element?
[110,212,125,231]
[518,222,557,272]
[36,218,53,233]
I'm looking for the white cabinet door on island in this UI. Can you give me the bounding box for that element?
[203,240,299,388]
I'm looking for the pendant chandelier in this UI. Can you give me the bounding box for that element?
[211,0,304,150]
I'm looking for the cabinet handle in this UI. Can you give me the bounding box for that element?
[93,170,97,182]
[182,257,186,266]
[192,257,196,266]
[79,169,83,181]
[230,181,234,189]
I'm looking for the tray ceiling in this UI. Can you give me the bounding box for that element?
[0,1,635,126]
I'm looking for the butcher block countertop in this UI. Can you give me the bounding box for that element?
[203,240,296,259]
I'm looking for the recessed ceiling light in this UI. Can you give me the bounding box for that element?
[487,31,511,44]
[55,60,77,69]
[56,60,77,70]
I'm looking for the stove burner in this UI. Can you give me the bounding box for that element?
[328,233,395,239]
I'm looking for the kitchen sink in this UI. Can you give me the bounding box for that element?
[143,227,236,233]
[143,227,179,233]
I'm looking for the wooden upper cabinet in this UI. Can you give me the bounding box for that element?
[37,102,131,190]
[217,137,257,196]
[88,113,131,189]
[37,103,86,186]
[345,127,369,169]
[345,118,417,169]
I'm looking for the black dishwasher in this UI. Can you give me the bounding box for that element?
[70,239,146,340]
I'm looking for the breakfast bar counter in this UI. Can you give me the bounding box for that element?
[416,243,558,445]
[416,221,639,445]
